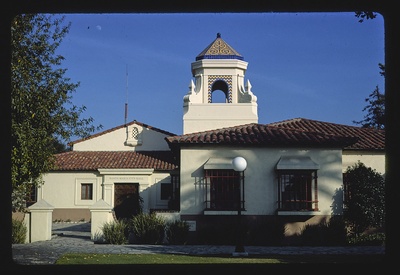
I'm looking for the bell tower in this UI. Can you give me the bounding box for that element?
[183,33,258,134]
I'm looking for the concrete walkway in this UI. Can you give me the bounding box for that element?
[11,222,386,265]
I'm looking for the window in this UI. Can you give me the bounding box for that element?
[132,127,139,140]
[164,174,180,201]
[204,169,244,211]
[81,183,93,200]
[167,174,180,210]
[125,125,142,146]
[160,182,172,200]
[277,170,318,211]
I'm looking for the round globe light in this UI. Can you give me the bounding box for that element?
[232,157,247,172]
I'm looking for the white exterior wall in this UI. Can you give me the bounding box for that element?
[183,103,258,134]
[98,169,171,212]
[342,151,385,175]
[39,171,102,208]
[72,123,171,151]
[179,147,343,216]
[40,170,171,212]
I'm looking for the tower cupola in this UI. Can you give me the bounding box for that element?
[183,34,258,134]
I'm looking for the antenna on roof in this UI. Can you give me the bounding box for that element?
[124,64,128,125]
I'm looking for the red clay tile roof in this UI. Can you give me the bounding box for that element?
[165,123,358,148]
[69,120,177,145]
[268,118,385,150]
[56,119,383,171]
[53,151,177,171]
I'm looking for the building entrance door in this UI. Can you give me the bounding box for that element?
[114,183,140,220]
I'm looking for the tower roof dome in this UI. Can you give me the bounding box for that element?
[196,33,244,61]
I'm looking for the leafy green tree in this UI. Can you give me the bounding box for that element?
[11,14,102,211]
[343,161,385,236]
[353,64,385,130]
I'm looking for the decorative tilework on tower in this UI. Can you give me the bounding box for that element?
[196,33,244,61]
[208,75,233,103]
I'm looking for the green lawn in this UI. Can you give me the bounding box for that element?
[55,253,385,265]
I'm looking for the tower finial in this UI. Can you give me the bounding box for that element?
[217,33,221,38]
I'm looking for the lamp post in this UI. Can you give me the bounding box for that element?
[232,156,248,256]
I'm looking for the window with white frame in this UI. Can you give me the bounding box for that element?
[81,183,93,200]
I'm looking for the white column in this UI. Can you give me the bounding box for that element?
[90,199,114,240]
[28,199,54,242]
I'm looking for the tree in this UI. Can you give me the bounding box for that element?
[354,11,377,23]
[11,14,102,211]
[353,12,385,130]
[343,161,385,236]
[353,64,385,130]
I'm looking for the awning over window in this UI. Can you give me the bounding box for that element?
[204,157,234,170]
[276,156,319,170]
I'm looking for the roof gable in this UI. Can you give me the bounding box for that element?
[69,120,177,152]
[69,120,177,146]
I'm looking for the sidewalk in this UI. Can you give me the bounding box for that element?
[11,222,386,265]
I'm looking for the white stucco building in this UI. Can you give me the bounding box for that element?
[38,33,385,243]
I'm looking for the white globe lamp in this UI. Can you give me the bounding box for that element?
[232,156,247,172]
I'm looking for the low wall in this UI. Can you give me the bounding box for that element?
[179,214,331,245]
[52,208,91,222]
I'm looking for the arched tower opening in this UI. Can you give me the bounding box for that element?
[211,80,229,103]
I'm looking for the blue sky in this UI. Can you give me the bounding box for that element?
[55,12,384,137]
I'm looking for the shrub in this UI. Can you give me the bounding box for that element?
[166,220,190,245]
[12,187,29,213]
[129,213,166,244]
[299,216,347,246]
[12,218,27,244]
[101,220,128,244]
[347,232,385,246]
[343,161,385,236]
[325,215,348,245]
